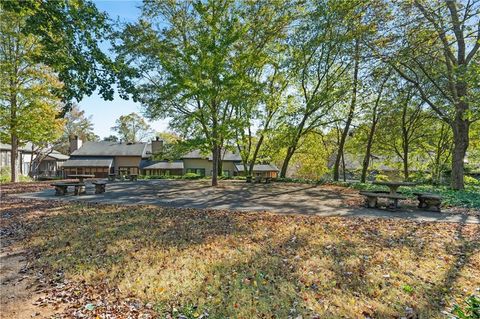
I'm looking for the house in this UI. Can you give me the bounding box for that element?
[63,136,151,178]
[234,164,280,178]
[63,137,279,178]
[0,142,68,177]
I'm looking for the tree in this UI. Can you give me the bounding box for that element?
[377,0,480,189]
[116,0,290,186]
[56,104,99,154]
[375,84,430,180]
[103,135,119,142]
[2,0,122,111]
[0,6,64,182]
[359,70,390,183]
[278,0,354,177]
[111,112,152,143]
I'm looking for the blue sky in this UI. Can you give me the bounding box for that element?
[78,1,169,139]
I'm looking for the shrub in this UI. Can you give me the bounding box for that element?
[374,174,390,182]
[464,175,480,187]
[452,295,480,319]
[0,167,32,183]
[183,173,202,180]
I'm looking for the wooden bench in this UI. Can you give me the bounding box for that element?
[414,193,442,212]
[92,181,107,194]
[360,191,407,210]
[51,182,85,196]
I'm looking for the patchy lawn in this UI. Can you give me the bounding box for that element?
[1,197,479,318]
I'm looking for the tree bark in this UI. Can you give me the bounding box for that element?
[10,134,19,183]
[280,146,295,178]
[211,145,219,187]
[450,114,469,190]
[333,39,360,181]
[360,123,376,183]
[248,134,264,177]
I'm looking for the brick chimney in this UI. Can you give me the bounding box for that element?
[69,135,83,153]
[151,136,163,155]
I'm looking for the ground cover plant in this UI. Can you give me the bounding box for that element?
[2,198,478,318]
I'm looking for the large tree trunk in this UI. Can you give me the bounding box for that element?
[450,115,469,190]
[211,146,219,187]
[361,120,377,183]
[280,146,295,178]
[248,135,264,177]
[10,134,19,183]
[402,146,409,181]
[333,39,360,181]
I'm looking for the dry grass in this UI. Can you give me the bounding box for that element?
[5,199,475,318]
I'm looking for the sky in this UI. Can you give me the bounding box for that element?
[78,1,170,139]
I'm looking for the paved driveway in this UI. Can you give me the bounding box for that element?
[15,179,480,224]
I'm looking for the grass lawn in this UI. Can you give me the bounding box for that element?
[4,199,477,318]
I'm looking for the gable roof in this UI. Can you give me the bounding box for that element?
[63,157,113,168]
[71,141,148,157]
[234,163,279,172]
[140,160,184,170]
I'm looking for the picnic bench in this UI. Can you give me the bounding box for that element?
[414,193,442,212]
[360,191,407,210]
[254,176,272,184]
[92,181,107,194]
[51,182,85,196]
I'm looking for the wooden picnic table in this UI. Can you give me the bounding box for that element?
[372,181,416,195]
[67,174,95,183]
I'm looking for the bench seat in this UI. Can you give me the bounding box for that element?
[359,191,407,209]
[92,181,107,194]
[413,193,442,212]
[51,182,85,196]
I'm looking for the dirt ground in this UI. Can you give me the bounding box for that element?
[0,196,68,319]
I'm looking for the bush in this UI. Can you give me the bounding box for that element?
[183,173,202,180]
[464,175,480,187]
[374,174,390,182]
[452,295,480,319]
[0,167,32,183]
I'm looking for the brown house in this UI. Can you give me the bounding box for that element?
[62,137,154,178]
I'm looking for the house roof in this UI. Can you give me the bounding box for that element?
[71,141,148,157]
[141,160,184,170]
[63,157,113,168]
[181,149,242,161]
[0,143,68,159]
[44,151,69,161]
[234,163,279,172]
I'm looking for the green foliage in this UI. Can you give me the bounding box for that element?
[374,174,390,182]
[111,113,153,143]
[183,173,202,180]
[464,176,480,187]
[0,167,32,183]
[1,0,120,108]
[452,295,480,319]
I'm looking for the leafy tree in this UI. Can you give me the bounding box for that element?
[56,104,99,154]
[103,135,119,142]
[111,112,153,143]
[2,0,122,110]
[277,0,355,177]
[0,6,64,182]
[376,0,480,189]
[116,0,290,186]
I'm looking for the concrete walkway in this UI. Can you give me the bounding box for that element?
[14,180,480,224]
